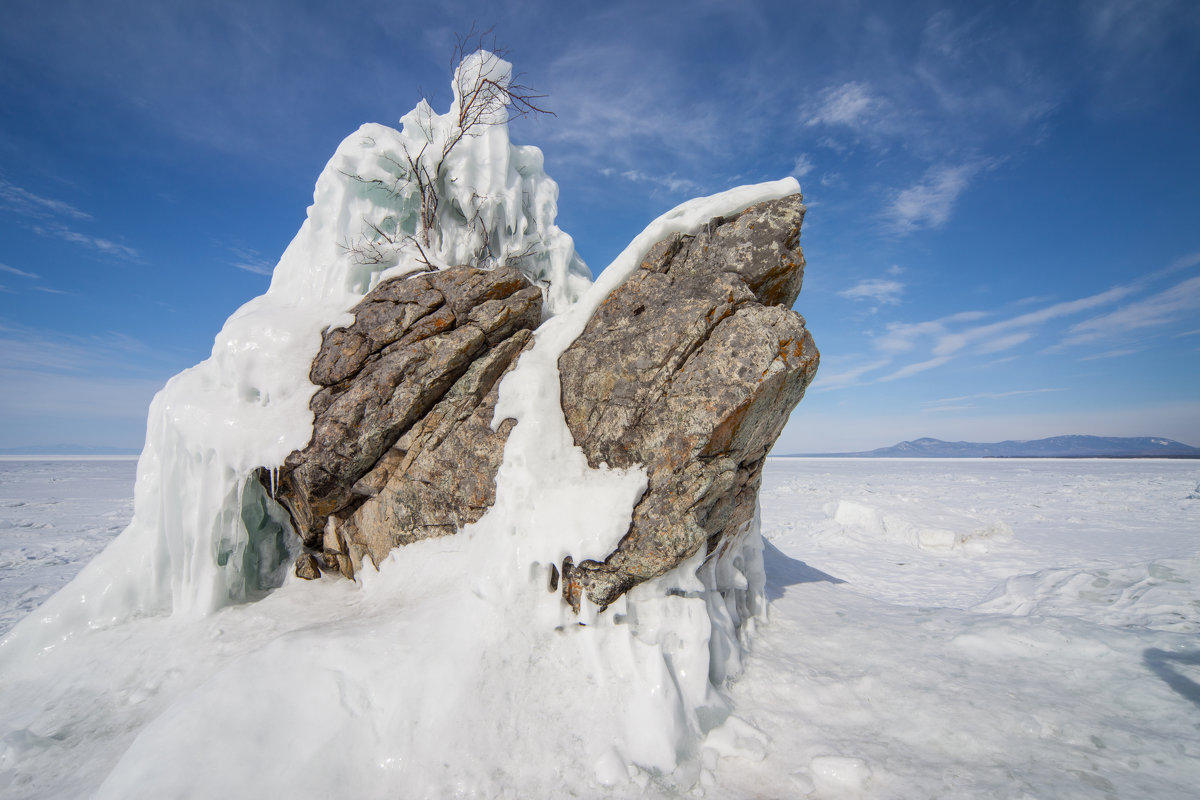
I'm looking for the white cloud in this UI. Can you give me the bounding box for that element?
[812,358,892,391]
[33,225,139,259]
[974,331,1032,354]
[879,356,951,382]
[931,285,1133,356]
[618,169,701,195]
[1081,348,1139,360]
[0,263,38,279]
[885,162,980,233]
[1063,275,1200,346]
[791,153,814,178]
[838,278,903,306]
[850,284,1134,387]
[0,178,91,221]
[1166,251,1200,274]
[230,247,276,276]
[923,388,1063,407]
[806,82,876,128]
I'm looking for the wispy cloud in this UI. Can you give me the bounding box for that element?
[885,162,982,233]
[1063,275,1200,346]
[934,286,1135,356]
[607,169,701,195]
[0,263,39,279]
[230,247,276,276]
[1081,348,1139,360]
[0,179,137,260]
[806,82,877,129]
[539,42,724,171]
[879,355,951,382]
[975,332,1033,354]
[32,225,139,260]
[838,278,903,306]
[791,153,814,178]
[825,283,1139,391]
[922,388,1063,409]
[812,358,892,391]
[0,178,91,221]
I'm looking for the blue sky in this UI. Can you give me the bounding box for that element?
[1,0,1198,453]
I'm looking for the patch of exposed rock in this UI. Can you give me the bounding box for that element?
[556,194,817,608]
[275,265,541,578]
[272,194,819,610]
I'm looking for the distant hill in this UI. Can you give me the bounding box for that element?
[793,435,1200,459]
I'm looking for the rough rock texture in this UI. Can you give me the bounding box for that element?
[272,194,819,608]
[557,194,818,608]
[273,265,540,577]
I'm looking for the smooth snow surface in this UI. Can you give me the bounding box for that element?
[3,457,1199,797]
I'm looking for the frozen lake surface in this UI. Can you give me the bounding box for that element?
[0,458,136,636]
[1,457,1198,798]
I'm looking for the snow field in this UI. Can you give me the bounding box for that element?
[3,457,1198,797]
[0,458,136,635]
[725,457,1200,799]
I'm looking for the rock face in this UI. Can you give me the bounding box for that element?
[557,194,817,608]
[272,194,819,609]
[274,265,541,577]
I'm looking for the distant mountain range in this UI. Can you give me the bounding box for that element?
[793,435,1200,459]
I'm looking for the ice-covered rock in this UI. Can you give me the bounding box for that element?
[0,50,815,794]
[558,195,818,608]
[277,194,818,610]
[273,265,541,573]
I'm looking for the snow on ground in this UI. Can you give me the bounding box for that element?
[0,458,136,636]
[2,456,1197,798]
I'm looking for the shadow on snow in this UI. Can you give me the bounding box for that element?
[762,538,845,602]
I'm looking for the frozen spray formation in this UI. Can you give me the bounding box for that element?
[1,52,817,795]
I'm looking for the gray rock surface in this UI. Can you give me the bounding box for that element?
[557,194,817,608]
[272,194,819,609]
[273,265,540,576]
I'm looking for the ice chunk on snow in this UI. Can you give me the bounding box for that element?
[975,557,1200,632]
[810,755,874,796]
[829,497,1012,553]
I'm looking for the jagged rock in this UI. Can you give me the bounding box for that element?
[557,194,817,608]
[273,194,819,609]
[274,265,541,575]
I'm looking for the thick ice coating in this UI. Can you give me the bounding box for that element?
[8,51,594,630]
[0,51,802,795]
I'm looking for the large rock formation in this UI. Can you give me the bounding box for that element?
[274,265,542,578]
[272,193,818,609]
[556,194,817,608]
